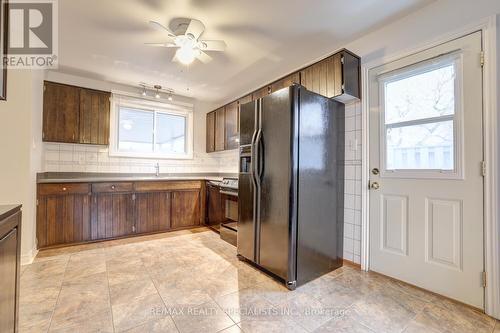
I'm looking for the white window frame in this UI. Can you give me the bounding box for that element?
[378,52,465,179]
[109,92,194,159]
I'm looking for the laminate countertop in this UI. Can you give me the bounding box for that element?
[0,205,21,221]
[37,172,238,184]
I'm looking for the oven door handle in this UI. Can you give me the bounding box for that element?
[220,189,238,197]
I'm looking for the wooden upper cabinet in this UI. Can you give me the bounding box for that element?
[43,81,113,145]
[205,49,360,152]
[252,85,271,100]
[224,101,239,150]
[206,111,216,153]
[300,57,336,97]
[214,107,225,151]
[300,50,360,102]
[239,94,252,107]
[79,89,111,145]
[270,72,300,93]
[43,81,80,143]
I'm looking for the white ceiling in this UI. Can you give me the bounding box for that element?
[58,0,434,103]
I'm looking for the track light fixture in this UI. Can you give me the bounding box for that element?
[138,83,175,101]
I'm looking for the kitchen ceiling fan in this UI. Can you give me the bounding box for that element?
[146,19,226,65]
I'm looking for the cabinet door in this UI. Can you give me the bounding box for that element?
[207,185,224,225]
[206,111,216,153]
[214,107,225,151]
[43,81,80,143]
[252,86,271,100]
[171,190,201,229]
[270,72,300,93]
[135,192,171,234]
[300,55,342,98]
[91,193,135,240]
[224,101,239,150]
[37,193,91,248]
[79,89,110,145]
[0,228,17,333]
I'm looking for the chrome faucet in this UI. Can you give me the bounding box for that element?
[155,162,160,177]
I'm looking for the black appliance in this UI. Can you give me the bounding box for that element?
[237,84,345,290]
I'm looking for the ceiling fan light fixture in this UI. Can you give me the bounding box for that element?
[167,93,173,101]
[176,46,196,65]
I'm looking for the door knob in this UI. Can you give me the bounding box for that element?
[372,168,379,175]
[370,181,380,190]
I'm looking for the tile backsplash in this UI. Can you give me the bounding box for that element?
[343,101,362,265]
[43,143,239,174]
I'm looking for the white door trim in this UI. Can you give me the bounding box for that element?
[360,15,499,318]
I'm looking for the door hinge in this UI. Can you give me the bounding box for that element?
[340,55,345,64]
[36,199,39,206]
[480,51,485,67]
[132,225,136,233]
[481,160,486,177]
[132,194,136,201]
[482,271,487,287]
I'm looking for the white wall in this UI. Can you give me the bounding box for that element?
[0,69,44,263]
[42,72,237,174]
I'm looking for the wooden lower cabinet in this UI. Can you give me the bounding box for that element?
[135,192,171,233]
[171,190,201,229]
[37,180,205,249]
[37,184,91,248]
[0,206,21,333]
[91,193,135,240]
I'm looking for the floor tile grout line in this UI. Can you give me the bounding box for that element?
[45,255,70,333]
[104,255,117,333]
[147,258,182,333]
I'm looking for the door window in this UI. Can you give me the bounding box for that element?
[379,53,463,178]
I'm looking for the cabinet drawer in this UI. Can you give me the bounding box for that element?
[92,182,134,193]
[134,181,202,192]
[38,183,90,196]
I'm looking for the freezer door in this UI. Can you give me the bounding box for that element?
[237,100,258,261]
[256,86,297,282]
[296,90,345,285]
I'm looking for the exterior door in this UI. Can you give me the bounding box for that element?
[369,32,484,308]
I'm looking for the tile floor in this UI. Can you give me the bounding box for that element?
[19,228,499,333]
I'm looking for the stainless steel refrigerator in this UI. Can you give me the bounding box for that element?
[238,84,345,290]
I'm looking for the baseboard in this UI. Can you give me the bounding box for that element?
[21,248,39,265]
[343,258,361,269]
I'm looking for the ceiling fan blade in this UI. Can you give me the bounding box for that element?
[196,50,212,64]
[149,20,176,38]
[144,42,179,48]
[185,19,205,40]
[198,40,226,52]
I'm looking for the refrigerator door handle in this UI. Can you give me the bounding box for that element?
[257,133,264,180]
[254,129,263,183]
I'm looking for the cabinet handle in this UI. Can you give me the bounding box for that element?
[111,185,115,190]
[62,187,67,191]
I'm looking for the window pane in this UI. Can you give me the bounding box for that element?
[155,113,186,154]
[386,120,454,170]
[118,107,154,153]
[385,64,455,124]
